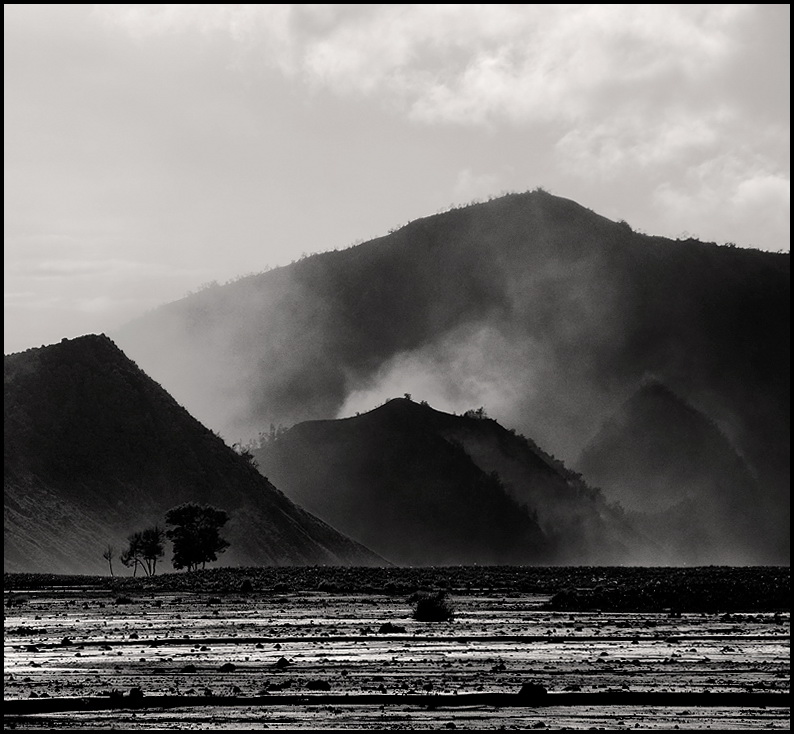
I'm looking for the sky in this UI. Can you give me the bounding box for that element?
[4,4,790,354]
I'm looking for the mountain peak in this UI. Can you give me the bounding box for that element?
[255,399,644,565]
[614,379,726,439]
[113,189,788,564]
[4,335,382,573]
[7,332,115,357]
[363,396,438,419]
[576,380,778,563]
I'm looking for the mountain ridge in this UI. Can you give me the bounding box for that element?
[111,189,789,562]
[576,380,782,564]
[252,397,655,565]
[4,334,383,573]
[114,190,788,455]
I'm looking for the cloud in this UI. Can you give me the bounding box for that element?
[654,153,790,248]
[96,4,751,126]
[337,321,545,424]
[453,168,500,203]
[94,5,787,254]
[8,257,169,279]
[556,108,731,179]
[2,226,214,352]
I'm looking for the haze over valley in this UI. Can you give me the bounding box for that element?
[5,191,789,570]
[112,191,789,565]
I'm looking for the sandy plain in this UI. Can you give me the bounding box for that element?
[4,569,790,730]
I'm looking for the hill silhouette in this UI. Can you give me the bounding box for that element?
[252,398,652,565]
[576,381,784,564]
[114,190,789,558]
[4,335,382,574]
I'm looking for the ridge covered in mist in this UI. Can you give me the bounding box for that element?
[4,335,382,574]
[253,398,653,566]
[256,399,548,566]
[576,381,784,564]
[113,190,789,564]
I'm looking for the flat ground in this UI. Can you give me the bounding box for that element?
[3,567,790,730]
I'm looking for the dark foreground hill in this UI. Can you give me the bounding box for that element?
[576,382,784,564]
[113,190,789,558]
[253,398,653,566]
[3,335,382,574]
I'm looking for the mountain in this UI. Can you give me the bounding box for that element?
[4,335,382,574]
[252,398,651,566]
[113,190,789,557]
[576,381,784,564]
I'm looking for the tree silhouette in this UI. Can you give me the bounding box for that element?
[120,532,144,576]
[165,503,229,571]
[120,526,165,576]
[140,526,165,576]
[101,544,115,577]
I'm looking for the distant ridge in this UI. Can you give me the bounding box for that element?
[253,398,651,566]
[4,335,383,573]
[577,381,783,564]
[114,189,788,561]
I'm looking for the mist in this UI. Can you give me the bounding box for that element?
[113,191,789,565]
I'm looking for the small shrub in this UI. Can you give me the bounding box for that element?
[412,591,454,622]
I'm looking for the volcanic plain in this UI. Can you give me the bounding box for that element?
[4,566,790,730]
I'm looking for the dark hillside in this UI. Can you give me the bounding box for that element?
[253,398,651,565]
[576,382,783,564]
[4,335,382,573]
[114,191,789,560]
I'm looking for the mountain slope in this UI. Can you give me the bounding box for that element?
[576,381,783,564]
[252,398,650,565]
[113,190,789,554]
[4,335,383,574]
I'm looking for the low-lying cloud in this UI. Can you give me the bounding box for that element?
[338,322,544,423]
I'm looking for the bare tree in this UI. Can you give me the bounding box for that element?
[102,544,115,577]
[140,526,165,576]
[120,527,165,576]
[120,534,144,577]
